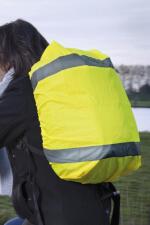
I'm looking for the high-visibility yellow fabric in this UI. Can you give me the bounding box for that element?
[50,156,141,184]
[29,40,141,184]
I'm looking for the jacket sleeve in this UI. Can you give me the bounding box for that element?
[0,76,29,148]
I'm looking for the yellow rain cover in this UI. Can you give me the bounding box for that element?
[29,41,141,184]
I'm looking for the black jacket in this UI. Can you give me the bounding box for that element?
[0,75,111,225]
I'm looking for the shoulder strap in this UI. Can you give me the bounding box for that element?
[19,137,44,225]
[98,182,120,225]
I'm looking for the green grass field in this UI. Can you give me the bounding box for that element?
[0,132,150,225]
[130,100,150,108]
[0,196,16,225]
[116,132,150,225]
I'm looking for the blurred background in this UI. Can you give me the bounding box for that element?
[0,0,150,225]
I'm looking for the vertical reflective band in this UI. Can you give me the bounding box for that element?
[43,142,140,163]
[31,54,114,89]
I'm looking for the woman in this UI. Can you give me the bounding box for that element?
[0,67,24,225]
[0,19,112,225]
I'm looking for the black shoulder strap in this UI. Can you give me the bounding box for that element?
[98,182,120,225]
[109,183,120,225]
[21,137,44,225]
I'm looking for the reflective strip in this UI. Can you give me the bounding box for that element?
[31,54,114,89]
[44,142,140,163]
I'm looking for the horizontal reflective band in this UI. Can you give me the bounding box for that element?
[31,54,114,89]
[44,142,140,163]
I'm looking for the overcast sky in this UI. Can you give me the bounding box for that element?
[0,0,150,65]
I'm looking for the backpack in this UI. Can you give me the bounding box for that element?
[29,40,141,184]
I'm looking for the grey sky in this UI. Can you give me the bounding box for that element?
[0,0,150,65]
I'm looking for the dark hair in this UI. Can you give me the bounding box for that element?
[0,19,49,77]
